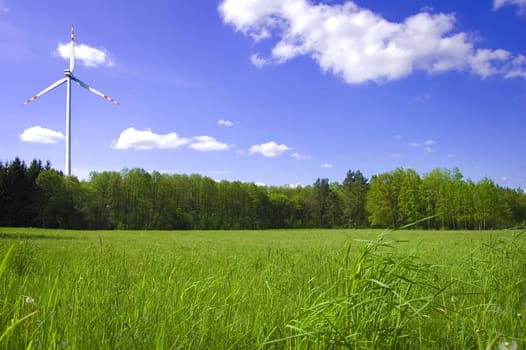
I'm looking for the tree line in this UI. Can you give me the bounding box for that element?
[1,158,525,230]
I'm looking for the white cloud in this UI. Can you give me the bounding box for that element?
[505,55,526,79]
[500,176,509,183]
[19,126,64,144]
[250,53,267,68]
[249,141,291,157]
[409,139,436,147]
[113,128,190,150]
[391,153,401,159]
[218,119,234,127]
[408,139,436,154]
[321,162,333,169]
[423,139,436,146]
[469,49,510,78]
[56,42,113,68]
[189,136,230,151]
[250,28,271,41]
[113,128,230,152]
[219,0,526,83]
[290,152,311,159]
[493,0,526,13]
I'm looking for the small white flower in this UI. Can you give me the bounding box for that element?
[498,340,518,350]
[25,296,35,304]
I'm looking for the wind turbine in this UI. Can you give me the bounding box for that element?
[22,25,119,176]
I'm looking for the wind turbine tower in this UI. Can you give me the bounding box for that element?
[23,25,119,176]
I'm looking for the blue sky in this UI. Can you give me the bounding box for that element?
[1,0,525,188]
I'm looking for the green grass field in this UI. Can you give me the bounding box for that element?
[0,228,524,349]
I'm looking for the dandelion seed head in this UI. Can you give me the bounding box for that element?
[498,340,518,350]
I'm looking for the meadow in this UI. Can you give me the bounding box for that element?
[0,228,524,349]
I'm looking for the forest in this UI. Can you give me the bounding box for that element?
[0,158,525,230]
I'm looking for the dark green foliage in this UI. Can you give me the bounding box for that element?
[342,170,368,228]
[0,159,525,229]
[0,159,47,227]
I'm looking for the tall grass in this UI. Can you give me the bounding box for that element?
[269,230,525,349]
[0,228,524,349]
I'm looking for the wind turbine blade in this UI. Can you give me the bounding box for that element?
[69,25,75,72]
[22,77,68,106]
[71,76,120,105]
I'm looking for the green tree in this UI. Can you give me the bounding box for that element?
[34,169,67,228]
[422,168,449,229]
[309,178,331,228]
[473,178,499,230]
[1,159,31,226]
[342,170,368,228]
[366,169,405,228]
[63,176,87,229]
[397,168,425,226]
[85,171,124,229]
[122,168,153,229]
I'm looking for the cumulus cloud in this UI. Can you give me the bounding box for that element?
[112,128,190,150]
[493,0,526,13]
[189,136,230,151]
[291,152,311,159]
[505,55,526,78]
[56,42,113,68]
[250,28,271,41]
[249,141,291,157]
[19,125,64,144]
[408,139,436,154]
[409,139,436,147]
[218,119,234,127]
[219,0,526,83]
[321,162,333,169]
[113,128,231,152]
[250,53,267,68]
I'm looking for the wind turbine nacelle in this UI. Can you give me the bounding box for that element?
[64,69,72,77]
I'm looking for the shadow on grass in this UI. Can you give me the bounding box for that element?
[0,232,78,240]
